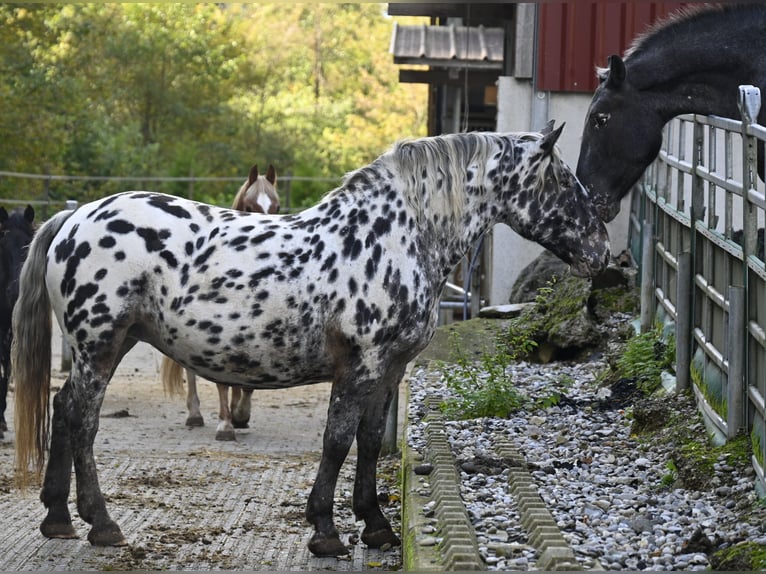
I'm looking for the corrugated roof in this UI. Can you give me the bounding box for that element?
[391,23,504,70]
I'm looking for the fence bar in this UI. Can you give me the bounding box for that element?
[640,221,655,333]
[675,252,692,391]
[727,286,746,438]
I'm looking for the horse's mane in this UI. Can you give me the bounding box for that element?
[624,4,724,59]
[611,3,766,86]
[336,131,557,231]
[392,132,502,225]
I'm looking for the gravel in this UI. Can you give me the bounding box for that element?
[406,317,766,571]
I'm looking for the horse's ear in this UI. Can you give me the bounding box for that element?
[248,164,259,186]
[266,164,277,186]
[605,55,626,88]
[540,120,556,136]
[0,207,7,223]
[540,122,565,156]
[24,204,34,223]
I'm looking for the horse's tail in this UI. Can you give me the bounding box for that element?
[160,356,185,397]
[13,209,74,489]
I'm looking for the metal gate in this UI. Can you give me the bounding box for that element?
[633,85,766,494]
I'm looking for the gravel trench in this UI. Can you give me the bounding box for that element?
[406,316,766,571]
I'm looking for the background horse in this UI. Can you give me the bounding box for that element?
[0,205,35,439]
[576,4,766,222]
[13,125,609,557]
[167,163,279,440]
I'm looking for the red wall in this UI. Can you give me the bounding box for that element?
[536,3,686,93]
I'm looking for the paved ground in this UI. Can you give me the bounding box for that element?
[0,329,403,571]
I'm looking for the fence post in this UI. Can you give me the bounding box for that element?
[739,85,761,263]
[675,252,692,391]
[727,286,745,438]
[640,221,655,333]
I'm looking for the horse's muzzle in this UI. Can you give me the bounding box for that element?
[570,243,611,278]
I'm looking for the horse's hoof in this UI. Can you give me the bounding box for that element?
[231,420,249,429]
[308,532,349,557]
[40,521,78,540]
[185,415,204,427]
[215,429,236,441]
[361,527,401,549]
[87,524,127,547]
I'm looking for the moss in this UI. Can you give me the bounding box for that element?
[506,275,598,360]
[753,428,764,469]
[689,350,728,420]
[589,285,639,320]
[674,430,752,490]
[710,541,766,571]
[418,317,511,363]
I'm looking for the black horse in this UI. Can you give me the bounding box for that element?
[576,4,766,222]
[0,205,35,438]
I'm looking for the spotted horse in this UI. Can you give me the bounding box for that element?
[13,124,609,557]
[164,163,279,440]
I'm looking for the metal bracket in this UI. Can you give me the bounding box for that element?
[738,85,761,124]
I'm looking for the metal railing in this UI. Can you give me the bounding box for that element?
[633,85,766,494]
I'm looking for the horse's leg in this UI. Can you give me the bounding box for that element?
[72,383,126,546]
[353,366,404,549]
[184,370,204,427]
[0,328,9,433]
[231,388,252,429]
[215,384,235,441]
[306,374,370,557]
[0,374,6,436]
[39,380,77,539]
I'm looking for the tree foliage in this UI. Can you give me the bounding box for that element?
[0,4,427,207]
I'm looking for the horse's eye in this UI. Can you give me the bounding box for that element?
[593,113,610,129]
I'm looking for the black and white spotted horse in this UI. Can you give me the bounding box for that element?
[13,124,609,557]
[164,163,279,439]
[0,204,35,439]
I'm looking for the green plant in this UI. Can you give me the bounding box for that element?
[439,330,525,419]
[660,460,677,488]
[614,324,675,395]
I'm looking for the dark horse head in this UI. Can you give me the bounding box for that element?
[576,55,664,223]
[576,4,766,222]
[0,205,36,304]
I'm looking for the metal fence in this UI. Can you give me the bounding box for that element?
[633,85,766,494]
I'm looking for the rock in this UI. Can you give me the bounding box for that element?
[509,250,569,303]
[414,463,433,475]
[478,303,533,318]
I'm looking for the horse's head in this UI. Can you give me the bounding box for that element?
[504,123,610,278]
[0,204,35,299]
[0,204,35,242]
[576,55,665,222]
[234,164,279,214]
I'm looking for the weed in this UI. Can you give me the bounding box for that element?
[660,460,677,488]
[612,324,675,395]
[439,330,526,419]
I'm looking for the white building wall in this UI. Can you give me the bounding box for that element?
[487,76,631,305]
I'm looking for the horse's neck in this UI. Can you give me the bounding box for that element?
[645,71,750,122]
[629,28,765,122]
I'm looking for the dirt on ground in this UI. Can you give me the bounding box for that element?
[0,333,404,571]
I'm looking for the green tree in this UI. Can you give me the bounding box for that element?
[0,3,427,208]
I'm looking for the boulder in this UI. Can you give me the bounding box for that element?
[507,249,638,362]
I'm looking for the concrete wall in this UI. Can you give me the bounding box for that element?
[487,76,631,305]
